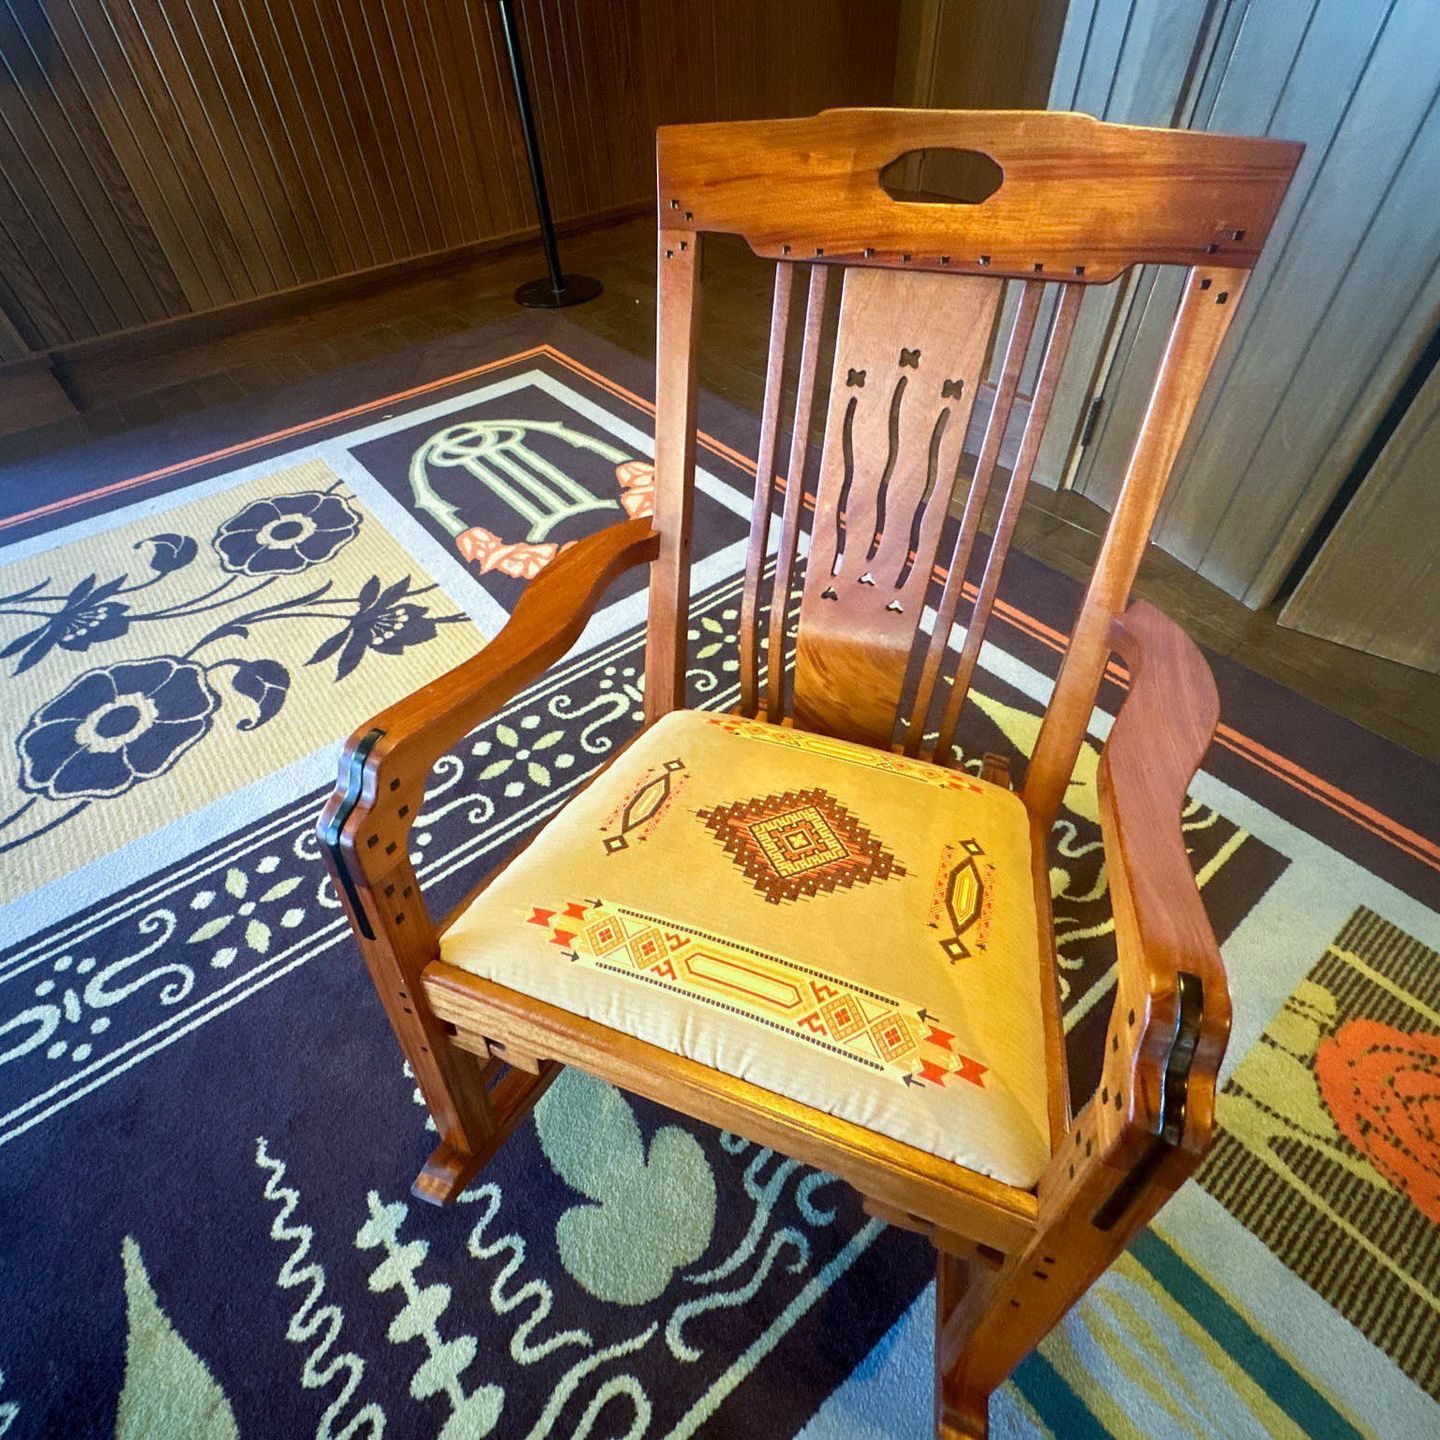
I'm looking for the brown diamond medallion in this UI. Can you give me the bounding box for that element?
[695,786,906,904]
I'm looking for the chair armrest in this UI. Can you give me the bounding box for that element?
[358,517,657,775]
[317,518,657,938]
[1101,600,1230,1152]
[1047,600,1231,1217]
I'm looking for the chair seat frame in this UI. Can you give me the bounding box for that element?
[319,110,1300,1438]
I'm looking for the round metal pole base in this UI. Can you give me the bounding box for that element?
[515,274,603,308]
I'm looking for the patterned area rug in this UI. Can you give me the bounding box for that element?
[1,317,1436,1439]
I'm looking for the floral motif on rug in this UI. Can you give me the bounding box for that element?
[1199,906,1440,1399]
[0,460,479,908]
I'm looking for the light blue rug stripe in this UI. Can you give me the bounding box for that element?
[1130,1229,1364,1440]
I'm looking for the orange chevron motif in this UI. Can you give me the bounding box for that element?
[528,897,987,1092]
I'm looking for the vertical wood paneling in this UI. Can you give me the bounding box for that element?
[1029,0,1215,494]
[1278,355,1440,673]
[1,0,898,353]
[1067,0,1440,606]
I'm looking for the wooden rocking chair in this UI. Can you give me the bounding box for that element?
[320,110,1300,1438]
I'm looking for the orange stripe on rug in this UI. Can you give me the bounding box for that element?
[10,339,1431,873]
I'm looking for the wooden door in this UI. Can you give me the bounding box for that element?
[1278,356,1440,674]
[1027,0,1222,492]
[1061,0,1440,608]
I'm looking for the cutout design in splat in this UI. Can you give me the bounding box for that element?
[790,268,1002,746]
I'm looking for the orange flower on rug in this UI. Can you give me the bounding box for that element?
[1316,1018,1440,1223]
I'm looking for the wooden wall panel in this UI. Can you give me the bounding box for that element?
[1279,356,1440,674]
[0,0,899,353]
[1026,0,1218,494]
[895,0,1066,114]
[1063,0,1440,607]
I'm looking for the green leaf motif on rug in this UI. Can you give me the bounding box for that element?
[536,1069,717,1306]
[116,1236,238,1440]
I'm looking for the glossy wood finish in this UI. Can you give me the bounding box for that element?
[317,518,655,1202]
[737,262,796,715]
[909,278,1045,758]
[657,108,1300,282]
[0,0,899,352]
[9,214,1434,762]
[424,964,1038,1253]
[1023,266,1248,828]
[792,267,998,745]
[642,235,701,723]
[930,283,1083,764]
[317,110,1300,1438]
[1098,600,1230,1153]
[765,263,832,720]
[935,598,1226,1435]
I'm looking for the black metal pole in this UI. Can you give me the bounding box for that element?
[496,0,602,308]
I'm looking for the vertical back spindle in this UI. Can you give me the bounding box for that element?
[906,280,1045,753]
[738,263,796,715]
[764,264,832,719]
[931,283,1084,764]
[643,233,703,724]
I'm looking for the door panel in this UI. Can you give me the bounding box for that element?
[1279,356,1440,674]
[1068,0,1440,607]
[1030,0,1220,492]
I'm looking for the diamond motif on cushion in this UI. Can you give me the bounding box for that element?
[623,924,669,969]
[869,1012,918,1063]
[584,915,628,956]
[819,992,867,1041]
[696,786,906,904]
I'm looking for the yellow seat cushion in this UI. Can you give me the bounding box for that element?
[441,709,1052,1187]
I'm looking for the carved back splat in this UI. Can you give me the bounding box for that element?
[793,269,999,745]
[646,109,1302,802]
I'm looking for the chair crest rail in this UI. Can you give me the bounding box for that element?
[658,108,1301,282]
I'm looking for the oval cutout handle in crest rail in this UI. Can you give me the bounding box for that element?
[879,148,1005,207]
[657,108,1302,281]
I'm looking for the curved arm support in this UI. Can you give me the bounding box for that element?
[312,519,656,1187]
[320,516,657,919]
[352,517,658,789]
[1096,599,1228,1167]
[935,601,1231,1408]
[1036,598,1229,1214]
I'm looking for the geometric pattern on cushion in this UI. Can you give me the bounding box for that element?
[441,709,1052,1187]
[695,785,907,903]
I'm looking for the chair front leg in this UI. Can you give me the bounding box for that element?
[934,1251,991,1439]
[320,734,512,1204]
[933,1230,1074,1440]
[934,1085,1207,1438]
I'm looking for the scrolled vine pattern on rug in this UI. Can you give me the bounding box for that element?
[0,574,749,1144]
[256,1136,385,1440]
